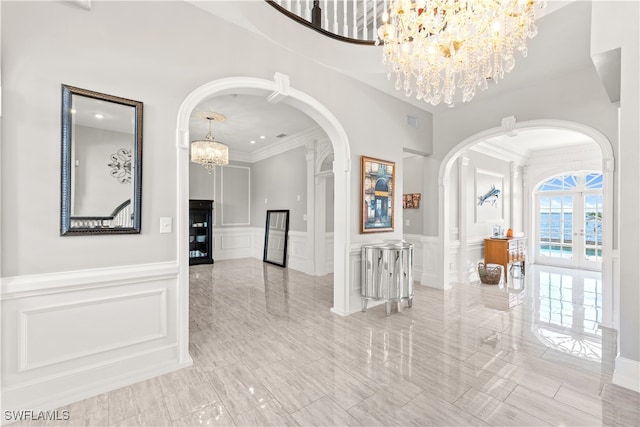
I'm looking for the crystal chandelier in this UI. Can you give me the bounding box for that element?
[191,112,229,173]
[377,0,546,106]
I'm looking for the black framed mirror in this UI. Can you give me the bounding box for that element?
[263,210,290,267]
[60,85,143,235]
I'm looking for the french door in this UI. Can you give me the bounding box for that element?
[536,173,603,271]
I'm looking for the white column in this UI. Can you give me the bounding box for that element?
[523,166,533,264]
[314,174,327,276]
[305,142,316,276]
[458,155,470,283]
[510,161,520,232]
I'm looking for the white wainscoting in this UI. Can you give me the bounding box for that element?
[448,240,461,284]
[0,262,188,414]
[402,234,424,282]
[212,227,260,261]
[461,237,485,283]
[419,236,440,288]
[212,228,332,276]
[613,356,640,393]
[287,230,308,273]
[348,244,366,314]
[325,232,335,274]
[402,235,441,289]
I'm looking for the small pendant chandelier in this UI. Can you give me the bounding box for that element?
[191,112,229,173]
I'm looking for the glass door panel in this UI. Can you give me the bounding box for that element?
[538,195,575,264]
[582,193,603,268]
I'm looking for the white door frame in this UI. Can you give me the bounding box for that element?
[438,119,616,329]
[535,186,603,271]
[175,75,352,365]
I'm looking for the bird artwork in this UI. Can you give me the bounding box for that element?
[478,185,500,206]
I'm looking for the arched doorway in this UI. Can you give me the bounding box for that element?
[175,76,352,364]
[534,171,604,270]
[438,119,615,328]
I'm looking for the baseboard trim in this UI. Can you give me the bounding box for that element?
[1,345,191,417]
[612,356,640,392]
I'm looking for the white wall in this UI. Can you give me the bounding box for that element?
[0,0,431,277]
[428,1,637,389]
[0,0,433,411]
[591,0,640,386]
[448,150,521,283]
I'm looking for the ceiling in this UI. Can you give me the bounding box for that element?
[471,128,600,161]
[185,0,600,162]
[190,93,317,157]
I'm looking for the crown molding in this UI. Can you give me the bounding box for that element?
[470,141,529,164]
[229,151,253,163]
[526,143,602,165]
[250,125,327,163]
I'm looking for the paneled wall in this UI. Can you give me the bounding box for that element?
[221,165,251,226]
[0,263,186,411]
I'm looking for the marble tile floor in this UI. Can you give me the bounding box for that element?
[11,259,639,426]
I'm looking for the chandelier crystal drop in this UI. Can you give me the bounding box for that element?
[377,0,546,106]
[191,113,229,173]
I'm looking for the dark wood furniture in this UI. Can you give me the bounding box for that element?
[189,200,213,266]
[484,237,527,283]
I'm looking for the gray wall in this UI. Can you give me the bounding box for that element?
[251,146,307,232]
[325,175,334,233]
[188,161,215,202]
[189,160,252,228]
[220,165,251,226]
[402,156,424,235]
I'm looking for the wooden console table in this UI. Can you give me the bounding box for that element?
[484,237,527,283]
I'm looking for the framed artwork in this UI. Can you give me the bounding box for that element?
[474,168,505,223]
[361,156,395,233]
[403,193,421,209]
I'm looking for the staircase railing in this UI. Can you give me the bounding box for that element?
[266,0,384,45]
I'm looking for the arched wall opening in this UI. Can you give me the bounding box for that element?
[438,119,616,329]
[175,76,352,364]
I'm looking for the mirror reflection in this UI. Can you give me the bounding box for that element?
[61,85,143,235]
[263,210,290,267]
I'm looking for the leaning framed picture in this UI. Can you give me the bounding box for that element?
[360,156,395,233]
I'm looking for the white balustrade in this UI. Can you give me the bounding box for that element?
[352,0,358,38]
[363,0,368,39]
[323,0,329,32]
[343,1,349,38]
[271,0,381,42]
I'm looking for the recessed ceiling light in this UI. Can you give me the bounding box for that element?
[260,135,266,139]
[250,140,256,144]
[95,113,104,119]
